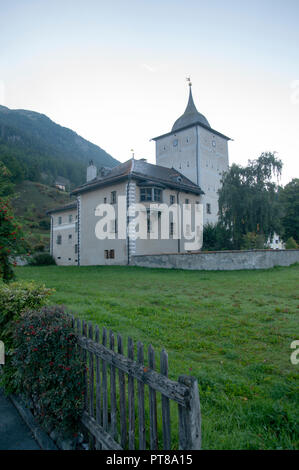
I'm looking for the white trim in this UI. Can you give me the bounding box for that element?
[53,223,75,231]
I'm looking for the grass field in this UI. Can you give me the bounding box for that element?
[15,264,299,449]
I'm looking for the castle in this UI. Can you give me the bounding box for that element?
[48,82,231,265]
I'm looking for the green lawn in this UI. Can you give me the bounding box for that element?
[15,264,299,450]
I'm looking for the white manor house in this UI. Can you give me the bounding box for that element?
[48,83,231,266]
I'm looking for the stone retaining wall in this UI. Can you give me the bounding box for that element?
[131,250,299,271]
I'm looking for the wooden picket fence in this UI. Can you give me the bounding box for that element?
[71,316,201,450]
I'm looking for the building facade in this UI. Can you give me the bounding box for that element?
[49,158,204,266]
[48,202,78,265]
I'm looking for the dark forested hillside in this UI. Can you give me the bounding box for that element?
[0,105,119,187]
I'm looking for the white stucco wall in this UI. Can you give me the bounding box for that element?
[134,186,203,256]
[79,181,128,266]
[155,127,198,183]
[51,208,78,265]
[76,179,204,266]
[198,127,229,225]
[155,124,229,226]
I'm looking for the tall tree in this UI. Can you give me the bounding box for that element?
[218,152,283,249]
[279,178,299,243]
[0,163,28,281]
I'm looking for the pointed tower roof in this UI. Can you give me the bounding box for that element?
[171,81,210,132]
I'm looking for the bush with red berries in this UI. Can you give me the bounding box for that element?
[12,305,85,434]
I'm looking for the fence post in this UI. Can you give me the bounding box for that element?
[178,375,201,450]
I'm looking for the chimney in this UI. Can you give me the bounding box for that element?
[87,160,97,182]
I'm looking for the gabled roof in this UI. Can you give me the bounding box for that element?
[71,159,204,196]
[46,201,77,215]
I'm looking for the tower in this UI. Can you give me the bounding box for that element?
[153,80,231,225]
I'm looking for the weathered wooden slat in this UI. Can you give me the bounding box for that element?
[81,411,122,450]
[95,325,102,450]
[160,349,171,450]
[117,334,127,449]
[127,337,135,450]
[102,327,108,432]
[178,376,201,450]
[95,325,101,425]
[78,336,190,406]
[109,330,117,440]
[82,320,88,411]
[148,345,158,450]
[88,323,95,449]
[88,323,94,418]
[76,318,81,336]
[137,341,146,450]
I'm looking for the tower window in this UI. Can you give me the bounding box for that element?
[206,203,211,214]
[170,195,175,205]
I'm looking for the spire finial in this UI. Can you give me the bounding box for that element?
[186,76,192,87]
[130,148,135,159]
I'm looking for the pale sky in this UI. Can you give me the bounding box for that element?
[1,0,298,185]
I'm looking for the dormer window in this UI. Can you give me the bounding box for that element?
[140,187,163,202]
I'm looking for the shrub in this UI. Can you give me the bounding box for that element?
[285,237,298,249]
[33,243,46,253]
[202,222,233,251]
[29,253,56,266]
[241,232,266,250]
[0,281,54,351]
[13,306,84,434]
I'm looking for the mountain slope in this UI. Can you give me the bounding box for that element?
[0,105,119,187]
[12,180,75,251]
